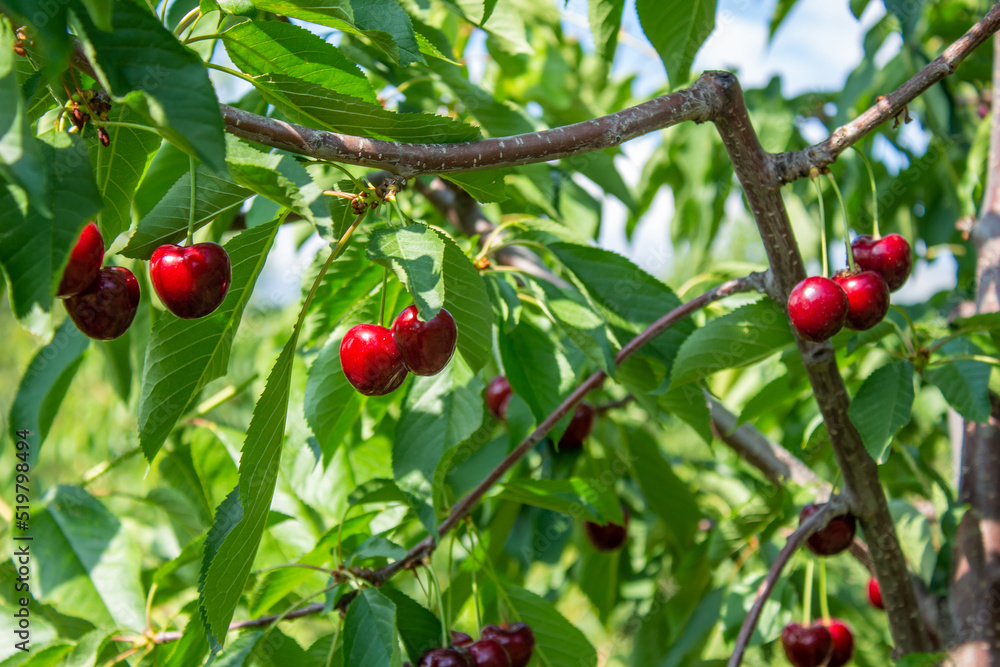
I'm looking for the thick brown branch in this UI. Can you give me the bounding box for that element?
[727,498,851,667]
[365,272,768,585]
[710,73,934,653]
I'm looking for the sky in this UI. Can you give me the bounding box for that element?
[248,0,957,307]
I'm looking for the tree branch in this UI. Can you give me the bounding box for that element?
[365,272,768,585]
[727,498,851,667]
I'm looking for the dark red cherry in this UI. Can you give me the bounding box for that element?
[450,630,474,648]
[556,403,595,451]
[418,647,474,667]
[485,376,513,421]
[821,619,854,667]
[781,623,833,667]
[468,639,512,667]
[391,305,458,376]
[584,504,629,552]
[851,233,912,292]
[63,266,138,340]
[108,266,140,309]
[57,222,104,298]
[799,503,856,556]
[150,242,231,319]
[480,624,534,667]
[833,269,890,331]
[340,324,408,396]
[787,276,849,342]
[868,577,884,610]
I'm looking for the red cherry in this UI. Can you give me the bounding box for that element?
[108,266,140,310]
[149,243,231,319]
[787,276,849,342]
[57,222,104,298]
[468,639,512,667]
[832,269,890,331]
[450,630,474,648]
[340,324,408,396]
[485,376,513,421]
[480,624,534,667]
[799,503,856,556]
[63,267,138,340]
[391,305,458,376]
[556,403,595,451]
[851,233,912,292]
[584,504,629,552]
[868,577,884,610]
[418,647,474,667]
[820,619,854,667]
[781,623,833,667]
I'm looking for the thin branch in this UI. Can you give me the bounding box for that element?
[726,498,850,667]
[113,602,327,645]
[365,272,768,585]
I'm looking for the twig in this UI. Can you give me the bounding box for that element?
[727,497,850,667]
[365,272,768,585]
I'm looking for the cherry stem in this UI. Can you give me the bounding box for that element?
[811,176,829,277]
[187,156,196,246]
[803,558,815,626]
[826,174,855,272]
[819,559,830,623]
[854,146,881,238]
[425,563,449,649]
[377,267,389,327]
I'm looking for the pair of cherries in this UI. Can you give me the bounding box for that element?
[484,376,595,451]
[788,233,911,343]
[419,624,535,667]
[58,223,139,340]
[782,619,854,667]
[59,223,232,340]
[340,306,458,396]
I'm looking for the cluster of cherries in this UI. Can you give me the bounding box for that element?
[417,624,535,667]
[58,222,232,340]
[788,233,912,342]
[781,504,861,667]
[340,306,458,396]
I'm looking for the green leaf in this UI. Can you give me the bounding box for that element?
[379,589,442,664]
[527,278,616,375]
[501,583,598,667]
[249,0,354,30]
[249,73,479,143]
[436,229,492,373]
[848,360,915,463]
[498,478,624,524]
[8,320,89,461]
[659,384,712,444]
[394,356,484,534]
[624,426,699,548]
[0,132,102,320]
[0,643,72,667]
[351,0,423,66]
[768,0,799,38]
[588,0,625,62]
[224,136,335,239]
[367,224,445,320]
[0,23,47,215]
[122,167,251,259]
[87,106,162,241]
[440,172,507,203]
[304,328,371,450]
[894,654,948,667]
[136,221,280,462]
[76,2,227,172]
[222,19,377,103]
[925,340,992,424]
[200,332,297,648]
[549,243,693,374]
[343,589,403,667]
[670,300,795,387]
[498,316,576,425]
[28,486,145,630]
[635,0,715,86]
